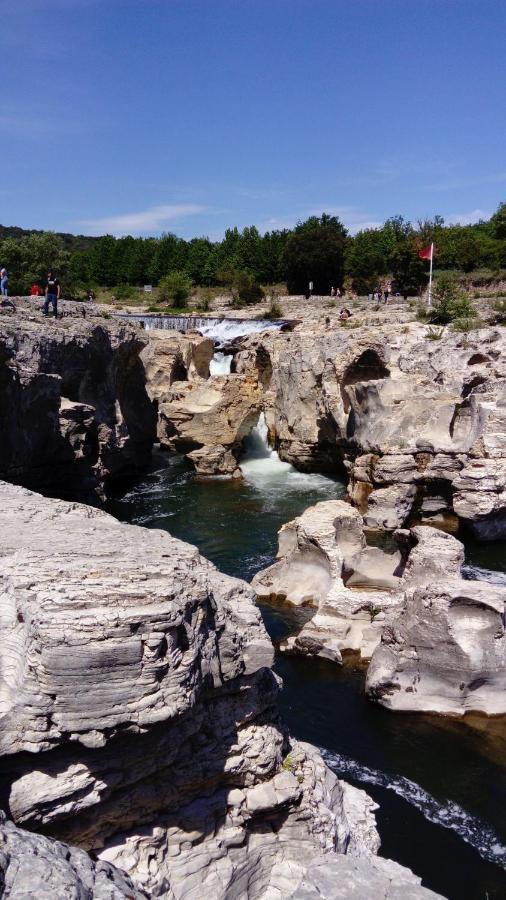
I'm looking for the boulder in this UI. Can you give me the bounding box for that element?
[0,482,415,898]
[366,577,506,716]
[246,321,506,536]
[292,854,442,899]
[252,500,404,662]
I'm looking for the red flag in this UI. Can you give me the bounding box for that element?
[418,244,433,260]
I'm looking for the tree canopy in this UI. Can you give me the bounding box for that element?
[1,201,505,296]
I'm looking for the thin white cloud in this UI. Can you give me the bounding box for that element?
[76,204,208,237]
[443,209,492,226]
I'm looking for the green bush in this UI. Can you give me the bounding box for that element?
[231,270,264,306]
[451,317,481,333]
[113,283,136,300]
[428,273,477,324]
[198,288,213,312]
[265,299,283,319]
[158,271,192,308]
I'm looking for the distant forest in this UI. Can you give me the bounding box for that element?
[1,202,505,297]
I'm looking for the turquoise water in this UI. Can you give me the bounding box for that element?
[107,451,506,900]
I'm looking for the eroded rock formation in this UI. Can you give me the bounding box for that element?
[366,576,506,716]
[0,481,441,898]
[253,498,506,716]
[0,298,155,504]
[236,322,506,539]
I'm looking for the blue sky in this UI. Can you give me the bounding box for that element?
[2,0,505,239]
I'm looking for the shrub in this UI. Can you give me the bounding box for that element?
[158,271,192,308]
[492,298,506,324]
[265,299,283,320]
[198,288,213,312]
[428,273,477,324]
[425,326,444,340]
[451,316,481,333]
[113,283,136,300]
[232,270,264,306]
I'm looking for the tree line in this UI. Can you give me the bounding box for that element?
[1,202,505,298]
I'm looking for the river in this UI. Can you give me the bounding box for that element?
[107,428,506,900]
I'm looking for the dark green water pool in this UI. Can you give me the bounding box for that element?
[107,450,506,900]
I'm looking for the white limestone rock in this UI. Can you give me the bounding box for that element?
[366,577,506,715]
[0,810,147,899]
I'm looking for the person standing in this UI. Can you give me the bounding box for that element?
[0,266,8,296]
[44,271,61,317]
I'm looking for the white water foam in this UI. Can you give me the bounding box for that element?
[462,564,506,586]
[321,748,506,870]
[209,352,233,376]
[240,413,336,493]
[199,319,284,343]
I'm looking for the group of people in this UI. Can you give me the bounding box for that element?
[0,268,61,317]
[330,286,342,298]
[368,288,390,304]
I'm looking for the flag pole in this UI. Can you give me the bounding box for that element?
[428,242,434,307]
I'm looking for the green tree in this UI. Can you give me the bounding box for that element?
[158,270,192,308]
[489,201,506,239]
[283,214,347,295]
[429,273,477,324]
[231,270,264,306]
[0,232,70,294]
[389,240,427,296]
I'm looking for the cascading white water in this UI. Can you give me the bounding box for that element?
[199,319,284,342]
[209,352,233,376]
[240,413,334,491]
[121,314,285,341]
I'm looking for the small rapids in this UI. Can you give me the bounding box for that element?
[321,749,506,871]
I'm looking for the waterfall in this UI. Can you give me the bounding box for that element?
[209,352,233,376]
[240,413,335,491]
[119,314,286,341]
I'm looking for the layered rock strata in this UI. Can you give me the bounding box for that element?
[236,323,506,538]
[0,481,441,897]
[0,298,155,503]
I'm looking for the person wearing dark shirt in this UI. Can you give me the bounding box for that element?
[44,272,61,317]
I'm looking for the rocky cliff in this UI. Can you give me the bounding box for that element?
[0,298,156,504]
[0,481,440,897]
[235,321,506,539]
